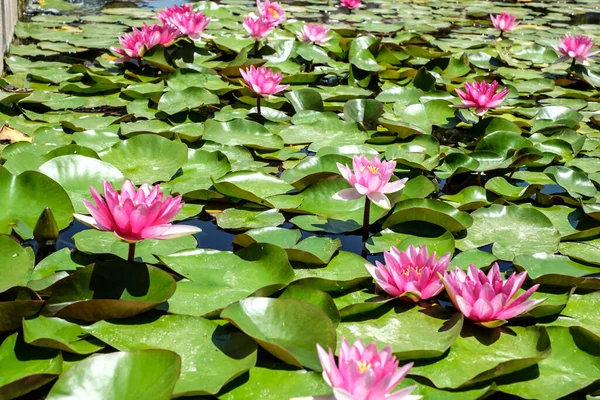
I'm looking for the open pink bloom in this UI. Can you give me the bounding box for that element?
[455,80,509,116]
[240,65,289,97]
[317,339,419,400]
[157,4,211,39]
[340,0,361,9]
[301,24,330,45]
[441,264,544,328]
[74,180,201,243]
[333,155,407,210]
[111,23,179,62]
[366,245,450,302]
[490,11,519,32]
[243,15,277,39]
[553,34,599,65]
[257,0,285,24]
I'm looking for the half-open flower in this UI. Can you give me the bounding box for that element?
[455,80,509,115]
[243,15,277,39]
[553,34,599,65]
[257,0,285,25]
[340,0,361,10]
[157,4,211,39]
[441,264,544,328]
[333,155,407,210]
[301,24,331,46]
[317,338,420,400]
[74,180,201,243]
[366,245,450,302]
[111,23,179,62]
[240,65,289,97]
[490,11,519,33]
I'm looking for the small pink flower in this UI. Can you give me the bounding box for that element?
[333,155,407,210]
[243,15,277,39]
[240,65,289,97]
[340,0,361,9]
[157,4,211,40]
[301,24,330,46]
[490,11,519,33]
[74,180,201,243]
[553,34,599,65]
[317,339,419,400]
[455,80,509,115]
[111,23,179,62]
[441,264,544,328]
[366,245,450,302]
[257,0,285,24]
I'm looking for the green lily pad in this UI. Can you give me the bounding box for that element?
[338,304,463,360]
[23,316,105,354]
[221,297,337,370]
[457,205,561,261]
[73,230,197,263]
[46,350,181,400]
[0,333,62,399]
[411,325,551,389]
[38,155,126,214]
[43,261,176,321]
[86,314,257,396]
[99,135,188,184]
[158,243,295,317]
[215,208,285,230]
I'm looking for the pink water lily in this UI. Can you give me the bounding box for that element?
[301,24,331,46]
[157,4,211,40]
[243,15,277,39]
[441,264,544,328]
[257,0,285,24]
[317,339,420,400]
[340,0,361,10]
[74,180,201,244]
[111,23,179,63]
[553,34,599,65]
[240,65,289,97]
[490,11,519,33]
[366,245,450,302]
[333,155,407,210]
[455,80,509,115]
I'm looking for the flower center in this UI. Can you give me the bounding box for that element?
[401,265,424,277]
[367,165,379,174]
[356,361,372,374]
[269,8,280,18]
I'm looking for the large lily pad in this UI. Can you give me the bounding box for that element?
[85,314,257,396]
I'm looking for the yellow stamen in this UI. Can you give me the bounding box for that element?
[402,265,424,277]
[356,361,372,374]
[269,9,280,18]
[367,165,379,174]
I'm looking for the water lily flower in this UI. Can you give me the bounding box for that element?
[553,34,599,66]
[333,155,407,210]
[366,245,450,302]
[301,24,331,46]
[240,65,289,97]
[340,0,361,10]
[243,15,277,39]
[240,65,288,117]
[74,180,201,261]
[441,264,544,328]
[111,23,179,63]
[157,4,211,40]
[454,80,509,116]
[257,0,285,25]
[490,11,518,35]
[317,338,420,400]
